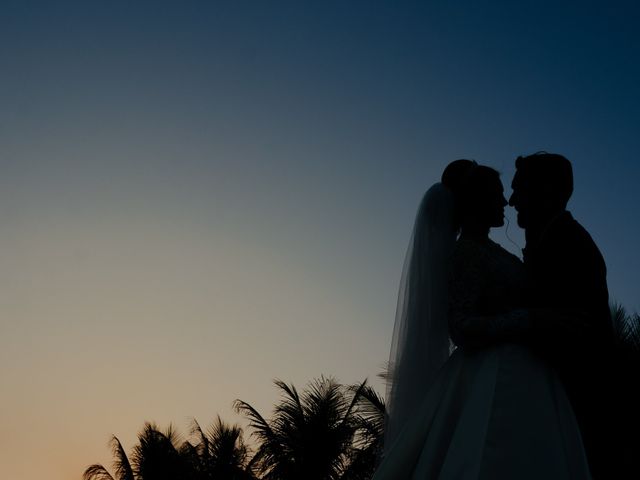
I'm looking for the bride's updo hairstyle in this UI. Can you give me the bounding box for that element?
[441,159,501,230]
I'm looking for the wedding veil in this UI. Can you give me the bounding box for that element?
[384,182,457,453]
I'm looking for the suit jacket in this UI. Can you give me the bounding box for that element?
[523,210,614,477]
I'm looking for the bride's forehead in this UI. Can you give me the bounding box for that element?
[473,176,504,195]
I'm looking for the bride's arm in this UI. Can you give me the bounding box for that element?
[447,244,532,348]
[450,309,533,349]
[446,242,593,349]
[448,244,484,347]
[452,303,597,351]
[449,244,536,349]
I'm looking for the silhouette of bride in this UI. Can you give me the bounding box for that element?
[374,160,591,479]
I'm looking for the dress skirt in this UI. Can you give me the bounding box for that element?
[373,344,592,479]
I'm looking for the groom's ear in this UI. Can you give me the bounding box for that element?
[515,152,573,205]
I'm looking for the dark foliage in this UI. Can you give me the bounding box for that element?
[610,304,640,474]
[234,376,364,480]
[83,420,254,480]
[85,302,640,479]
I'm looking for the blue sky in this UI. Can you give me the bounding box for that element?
[1,2,638,479]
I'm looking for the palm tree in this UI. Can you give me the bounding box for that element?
[188,416,255,480]
[84,423,196,480]
[340,381,386,480]
[610,303,640,474]
[130,422,190,480]
[234,376,365,480]
[83,436,135,480]
[611,303,640,357]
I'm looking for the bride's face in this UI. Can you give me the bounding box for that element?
[473,176,508,229]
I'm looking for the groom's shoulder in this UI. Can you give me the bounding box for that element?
[558,211,606,265]
[560,211,595,242]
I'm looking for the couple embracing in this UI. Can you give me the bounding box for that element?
[374,153,614,479]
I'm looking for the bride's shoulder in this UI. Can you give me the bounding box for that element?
[452,237,488,268]
[453,238,522,270]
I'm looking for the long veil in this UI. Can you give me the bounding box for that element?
[384,182,457,453]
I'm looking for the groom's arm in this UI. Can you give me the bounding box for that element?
[522,307,610,356]
[446,240,601,350]
[449,308,533,350]
[521,217,613,354]
[451,307,600,351]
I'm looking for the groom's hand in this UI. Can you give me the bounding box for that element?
[527,307,598,351]
[453,309,534,350]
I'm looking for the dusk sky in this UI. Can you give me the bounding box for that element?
[1,1,639,479]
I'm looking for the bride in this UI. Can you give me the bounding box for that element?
[374,160,591,479]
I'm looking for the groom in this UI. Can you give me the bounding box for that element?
[508,152,614,478]
[456,152,615,476]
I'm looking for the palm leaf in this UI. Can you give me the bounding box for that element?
[131,422,186,479]
[109,436,134,480]
[83,464,115,480]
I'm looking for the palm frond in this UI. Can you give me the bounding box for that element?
[272,379,307,430]
[342,379,368,424]
[189,418,210,460]
[162,422,183,449]
[350,383,386,421]
[132,422,186,479]
[108,436,134,480]
[611,303,640,356]
[377,362,392,388]
[233,399,276,442]
[209,415,249,464]
[83,464,115,480]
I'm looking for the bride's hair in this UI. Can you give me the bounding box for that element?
[441,159,500,229]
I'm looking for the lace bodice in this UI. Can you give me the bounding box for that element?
[449,237,526,345]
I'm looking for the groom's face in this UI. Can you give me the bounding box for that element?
[508,170,533,228]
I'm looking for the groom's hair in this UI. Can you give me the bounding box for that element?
[515,152,573,207]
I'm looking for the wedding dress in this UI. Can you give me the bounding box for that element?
[375,185,591,480]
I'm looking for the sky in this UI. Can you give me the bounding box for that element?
[1,1,639,479]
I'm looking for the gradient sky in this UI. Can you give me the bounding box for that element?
[1,1,639,479]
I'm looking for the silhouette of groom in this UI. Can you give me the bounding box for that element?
[508,152,614,478]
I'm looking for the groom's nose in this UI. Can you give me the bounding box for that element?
[508,192,516,207]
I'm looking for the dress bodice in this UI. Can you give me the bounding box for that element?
[448,237,526,342]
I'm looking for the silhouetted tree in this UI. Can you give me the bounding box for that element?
[84,424,194,480]
[610,303,640,474]
[84,418,256,480]
[233,376,366,480]
[84,436,135,480]
[188,416,255,480]
[130,423,190,480]
[86,303,640,480]
[612,303,640,357]
[340,381,385,480]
